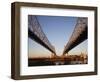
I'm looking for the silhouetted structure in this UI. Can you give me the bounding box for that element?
[28,16,88,66]
[28,15,56,55]
[63,18,87,55]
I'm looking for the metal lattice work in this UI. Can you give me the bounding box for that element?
[28,15,56,54]
[63,17,88,55]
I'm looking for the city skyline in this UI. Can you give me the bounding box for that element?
[28,15,87,58]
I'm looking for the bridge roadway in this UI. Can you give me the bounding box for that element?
[28,15,56,55]
[63,17,88,55]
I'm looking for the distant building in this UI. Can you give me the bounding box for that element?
[65,52,88,64]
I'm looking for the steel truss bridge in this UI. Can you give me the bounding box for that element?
[63,17,87,55]
[28,15,56,55]
[28,16,87,56]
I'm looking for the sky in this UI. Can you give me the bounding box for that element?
[28,15,87,58]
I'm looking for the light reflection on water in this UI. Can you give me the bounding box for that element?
[54,61,65,65]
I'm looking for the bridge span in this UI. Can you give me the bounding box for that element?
[63,17,88,55]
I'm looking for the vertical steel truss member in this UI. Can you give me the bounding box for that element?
[28,15,56,54]
[63,17,88,55]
